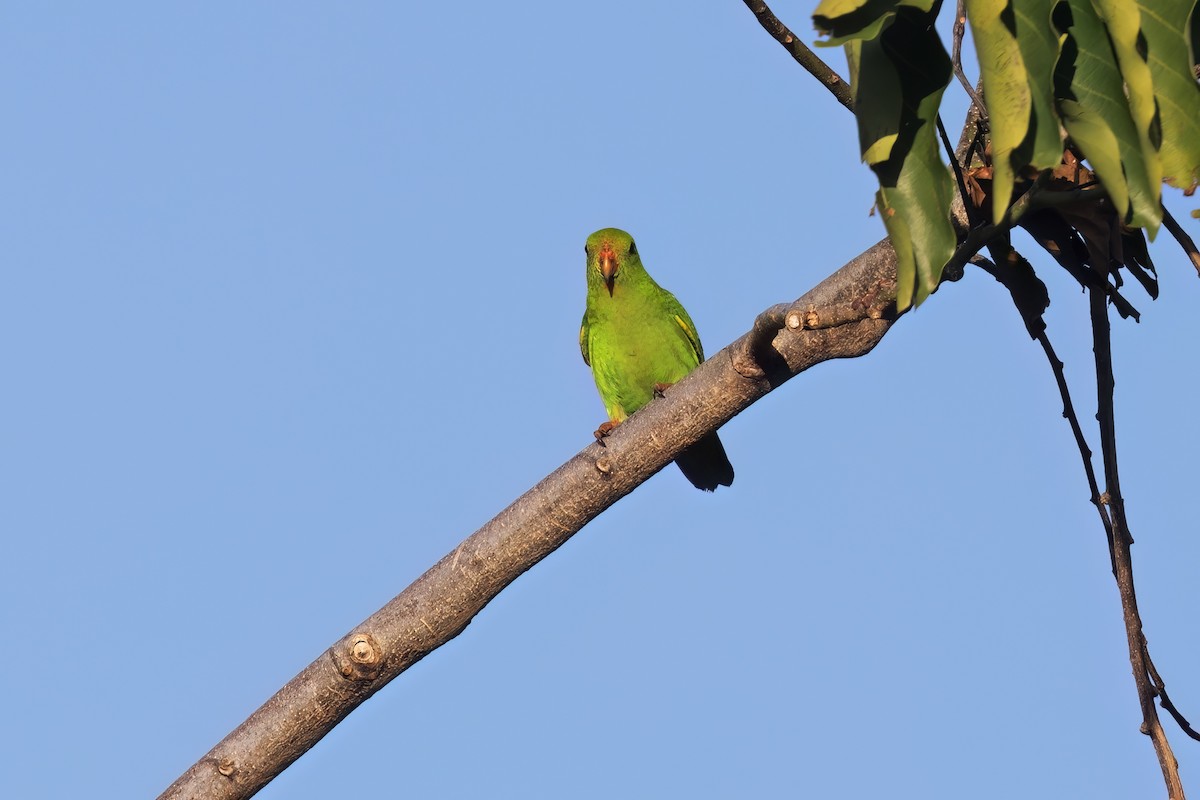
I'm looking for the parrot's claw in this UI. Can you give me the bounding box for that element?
[594,420,620,445]
[653,382,674,398]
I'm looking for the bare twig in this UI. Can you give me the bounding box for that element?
[977,197,1196,797]
[1032,328,1116,568]
[1089,286,1186,799]
[1146,645,1200,742]
[740,0,855,112]
[951,0,985,112]
[1034,331,1106,518]
[1161,204,1200,277]
[938,113,978,231]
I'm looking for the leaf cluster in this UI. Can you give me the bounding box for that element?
[814,0,1200,309]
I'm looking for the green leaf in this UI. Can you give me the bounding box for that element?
[966,0,1064,222]
[1011,0,1065,170]
[1055,99,1128,213]
[844,38,862,87]
[817,12,892,47]
[1054,0,1161,231]
[966,0,1035,222]
[853,36,905,165]
[1091,0,1163,192]
[854,7,956,309]
[1138,0,1200,191]
[812,0,935,45]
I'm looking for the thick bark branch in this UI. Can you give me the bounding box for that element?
[159,241,901,800]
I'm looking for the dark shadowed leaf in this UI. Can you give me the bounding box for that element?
[812,0,936,44]
[852,7,956,309]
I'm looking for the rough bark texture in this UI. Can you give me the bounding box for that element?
[159,240,901,800]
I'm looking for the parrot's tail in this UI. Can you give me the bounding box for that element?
[674,432,734,492]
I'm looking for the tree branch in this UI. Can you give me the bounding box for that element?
[950,0,985,112]
[1033,329,1113,553]
[159,241,900,800]
[740,0,855,112]
[1161,204,1200,278]
[1148,650,1200,743]
[1088,286,1187,799]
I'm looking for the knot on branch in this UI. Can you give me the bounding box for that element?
[732,304,788,379]
[332,633,384,682]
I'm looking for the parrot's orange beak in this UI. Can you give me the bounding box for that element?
[598,243,618,297]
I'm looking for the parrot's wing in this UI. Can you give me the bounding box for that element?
[663,294,705,364]
[579,314,591,366]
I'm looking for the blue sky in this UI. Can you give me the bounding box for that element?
[4,3,1199,798]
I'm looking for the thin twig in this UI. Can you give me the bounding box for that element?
[740,0,855,112]
[982,246,1194,794]
[938,114,977,231]
[1161,204,1200,277]
[951,0,985,112]
[1089,286,1186,799]
[1145,644,1200,742]
[1034,332,1102,507]
[1032,329,1115,568]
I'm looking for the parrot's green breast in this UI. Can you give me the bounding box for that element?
[584,282,700,421]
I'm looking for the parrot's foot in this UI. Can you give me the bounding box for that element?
[594,420,620,444]
[653,382,674,398]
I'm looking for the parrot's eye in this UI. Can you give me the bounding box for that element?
[628,240,638,255]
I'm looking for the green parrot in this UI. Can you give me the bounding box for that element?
[579,227,734,491]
